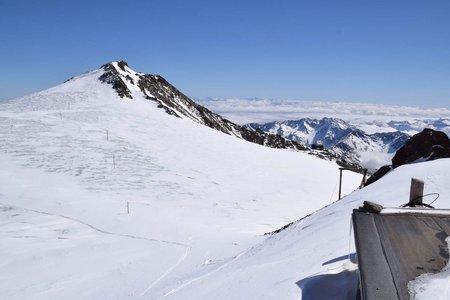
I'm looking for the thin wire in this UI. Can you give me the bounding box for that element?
[400,193,440,208]
[426,193,440,205]
[328,177,340,204]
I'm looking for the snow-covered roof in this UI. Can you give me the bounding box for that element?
[353,206,450,299]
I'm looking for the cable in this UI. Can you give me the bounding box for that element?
[328,177,340,204]
[400,193,440,208]
[427,193,440,205]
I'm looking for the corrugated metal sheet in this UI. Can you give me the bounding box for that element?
[353,209,450,300]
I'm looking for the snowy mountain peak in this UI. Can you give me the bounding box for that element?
[95,61,309,152]
[99,60,143,99]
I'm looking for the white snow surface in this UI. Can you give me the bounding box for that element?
[0,66,364,299]
[408,237,450,299]
[3,64,450,300]
[164,159,450,300]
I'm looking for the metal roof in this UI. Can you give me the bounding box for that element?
[353,205,450,299]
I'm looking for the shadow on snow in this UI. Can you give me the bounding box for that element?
[297,253,358,300]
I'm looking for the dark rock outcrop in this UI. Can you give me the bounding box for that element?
[365,165,392,186]
[99,62,132,99]
[366,129,450,185]
[392,128,450,168]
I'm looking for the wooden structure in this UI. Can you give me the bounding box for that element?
[338,167,368,200]
[311,144,324,150]
[409,178,425,206]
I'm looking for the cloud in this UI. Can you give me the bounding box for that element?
[197,98,450,125]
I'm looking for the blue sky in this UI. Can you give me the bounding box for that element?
[1,0,449,108]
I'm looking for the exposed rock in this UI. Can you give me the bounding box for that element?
[365,165,392,186]
[366,129,450,185]
[98,61,307,152]
[392,128,450,168]
[98,62,132,99]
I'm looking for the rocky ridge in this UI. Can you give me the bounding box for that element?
[98,61,311,152]
[366,128,450,185]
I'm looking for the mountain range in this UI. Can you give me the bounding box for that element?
[245,118,411,171]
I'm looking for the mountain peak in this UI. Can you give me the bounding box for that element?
[98,61,142,99]
[100,60,132,72]
[95,61,308,152]
[116,60,129,71]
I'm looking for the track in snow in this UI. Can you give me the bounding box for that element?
[0,202,192,298]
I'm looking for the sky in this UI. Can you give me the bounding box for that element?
[1,0,449,108]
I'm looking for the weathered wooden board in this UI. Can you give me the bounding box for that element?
[353,210,450,300]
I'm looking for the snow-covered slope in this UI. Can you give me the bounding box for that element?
[97,61,306,151]
[246,118,410,171]
[162,158,450,299]
[0,63,362,299]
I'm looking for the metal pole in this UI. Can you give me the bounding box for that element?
[338,168,343,200]
[409,178,424,206]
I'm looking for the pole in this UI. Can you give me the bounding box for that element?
[338,168,343,200]
[409,178,424,206]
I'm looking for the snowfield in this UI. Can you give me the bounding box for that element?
[0,66,362,299]
[163,159,450,300]
[1,64,448,299]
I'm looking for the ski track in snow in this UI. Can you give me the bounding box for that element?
[137,246,191,298]
[161,244,257,298]
[0,202,192,298]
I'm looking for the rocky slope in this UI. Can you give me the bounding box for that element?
[97,61,306,151]
[366,128,450,185]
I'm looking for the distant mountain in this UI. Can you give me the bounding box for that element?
[245,118,410,170]
[386,119,450,136]
[196,98,450,126]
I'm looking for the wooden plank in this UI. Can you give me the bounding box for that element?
[374,214,449,299]
[352,211,399,299]
[353,210,450,300]
[409,178,424,205]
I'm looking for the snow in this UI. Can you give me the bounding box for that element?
[159,159,450,299]
[381,207,450,215]
[2,63,449,299]
[0,65,363,299]
[408,237,450,299]
[356,149,394,170]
